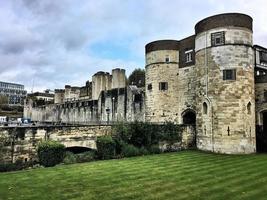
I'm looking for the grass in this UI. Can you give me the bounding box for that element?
[1,150,267,200]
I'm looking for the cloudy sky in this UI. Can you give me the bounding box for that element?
[0,0,266,92]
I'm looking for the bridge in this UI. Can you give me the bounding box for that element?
[0,125,112,163]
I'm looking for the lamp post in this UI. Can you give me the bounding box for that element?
[106,107,110,125]
[112,97,115,120]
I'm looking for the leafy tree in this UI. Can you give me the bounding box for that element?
[0,95,8,105]
[128,68,145,87]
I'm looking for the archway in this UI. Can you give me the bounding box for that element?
[256,111,267,152]
[182,109,196,125]
[65,146,94,154]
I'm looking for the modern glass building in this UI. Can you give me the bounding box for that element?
[0,81,27,105]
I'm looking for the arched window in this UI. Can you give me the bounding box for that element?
[203,102,208,115]
[247,102,251,114]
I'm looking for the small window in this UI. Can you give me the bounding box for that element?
[159,82,168,91]
[165,55,170,63]
[185,49,193,63]
[211,31,225,46]
[247,102,251,114]
[147,84,152,90]
[223,69,236,80]
[203,102,208,115]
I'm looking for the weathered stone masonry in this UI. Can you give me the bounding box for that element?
[145,13,267,154]
[23,13,267,155]
[0,125,195,163]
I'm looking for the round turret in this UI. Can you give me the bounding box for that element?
[194,13,255,153]
[145,40,180,122]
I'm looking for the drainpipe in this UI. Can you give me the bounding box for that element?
[205,31,214,152]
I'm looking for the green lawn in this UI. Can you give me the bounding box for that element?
[1,150,267,200]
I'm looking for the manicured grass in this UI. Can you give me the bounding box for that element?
[1,150,267,200]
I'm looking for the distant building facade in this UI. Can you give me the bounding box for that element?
[0,81,27,105]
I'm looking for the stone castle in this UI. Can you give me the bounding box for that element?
[24,13,267,154]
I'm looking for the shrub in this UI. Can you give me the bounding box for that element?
[37,141,65,167]
[0,162,17,172]
[76,151,96,163]
[96,136,116,160]
[139,147,149,156]
[149,145,161,154]
[63,151,77,164]
[121,144,140,157]
[0,158,34,172]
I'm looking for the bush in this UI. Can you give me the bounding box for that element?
[96,136,116,160]
[37,141,65,167]
[139,147,149,156]
[149,145,161,154]
[63,152,77,164]
[0,162,17,172]
[121,144,140,157]
[76,151,96,163]
[0,158,34,172]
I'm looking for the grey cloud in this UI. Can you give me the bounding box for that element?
[0,0,266,92]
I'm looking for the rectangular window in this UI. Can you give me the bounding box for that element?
[165,55,170,63]
[211,31,225,46]
[147,84,152,90]
[185,49,193,63]
[159,82,168,91]
[260,51,267,64]
[223,69,236,80]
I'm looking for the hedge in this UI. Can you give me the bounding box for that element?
[96,136,116,160]
[37,140,65,167]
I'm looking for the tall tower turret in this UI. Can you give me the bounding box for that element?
[145,40,180,122]
[195,13,256,153]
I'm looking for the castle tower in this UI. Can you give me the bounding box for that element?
[92,72,112,100]
[145,40,180,122]
[195,13,256,153]
[111,68,126,89]
[54,89,65,104]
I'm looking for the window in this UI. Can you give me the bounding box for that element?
[211,31,225,46]
[185,49,193,63]
[260,51,267,64]
[247,102,251,114]
[165,55,170,63]
[159,82,168,91]
[147,84,152,90]
[223,69,236,80]
[203,102,208,115]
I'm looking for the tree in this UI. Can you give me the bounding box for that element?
[128,68,145,88]
[0,95,8,105]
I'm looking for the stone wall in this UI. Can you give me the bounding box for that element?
[24,86,145,124]
[255,81,267,125]
[0,125,112,163]
[0,124,195,163]
[145,49,181,122]
[145,47,197,124]
[195,27,256,154]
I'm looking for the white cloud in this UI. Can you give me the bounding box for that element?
[0,0,266,92]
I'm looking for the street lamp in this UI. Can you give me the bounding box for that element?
[112,97,115,120]
[106,107,110,125]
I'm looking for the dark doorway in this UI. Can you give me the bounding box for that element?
[182,110,196,125]
[256,112,267,152]
[65,146,93,154]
